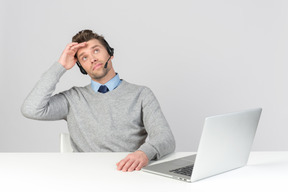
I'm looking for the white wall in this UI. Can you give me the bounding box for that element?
[1,0,287,152]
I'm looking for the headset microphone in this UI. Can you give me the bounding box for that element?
[104,43,114,68]
[104,55,112,68]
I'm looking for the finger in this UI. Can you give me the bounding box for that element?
[65,42,79,50]
[71,42,87,50]
[116,160,125,170]
[121,160,134,172]
[116,160,123,167]
[70,43,87,56]
[135,161,145,171]
[68,42,86,47]
[128,161,140,172]
[116,158,129,171]
[68,42,79,46]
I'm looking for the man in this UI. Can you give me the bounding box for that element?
[22,29,175,172]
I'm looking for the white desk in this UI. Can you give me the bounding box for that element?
[0,152,287,192]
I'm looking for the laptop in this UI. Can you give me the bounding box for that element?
[142,108,262,182]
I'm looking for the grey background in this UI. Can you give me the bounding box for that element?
[0,0,287,152]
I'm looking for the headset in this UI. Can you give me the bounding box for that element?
[76,39,114,75]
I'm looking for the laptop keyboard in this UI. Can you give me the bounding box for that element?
[169,165,194,176]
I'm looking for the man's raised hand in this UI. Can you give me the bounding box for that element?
[58,42,87,70]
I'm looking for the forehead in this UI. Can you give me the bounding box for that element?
[77,39,105,57]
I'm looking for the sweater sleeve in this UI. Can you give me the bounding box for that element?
[21,62,69,121]
[137,87,176,160]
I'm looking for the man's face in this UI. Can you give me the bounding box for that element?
[76,39,113,81]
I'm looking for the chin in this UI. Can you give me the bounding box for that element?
[90,70,108,80]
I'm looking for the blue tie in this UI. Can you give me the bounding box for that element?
[98,85,109,93]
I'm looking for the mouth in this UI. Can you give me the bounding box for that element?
[92,63,103,71]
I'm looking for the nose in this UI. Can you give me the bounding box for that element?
[90,55,98,63]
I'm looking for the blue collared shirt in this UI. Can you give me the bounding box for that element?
[91,73,122,93]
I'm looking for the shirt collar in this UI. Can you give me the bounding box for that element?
[91,73,121,93]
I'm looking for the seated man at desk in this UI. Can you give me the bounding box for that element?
[21,29,176,172]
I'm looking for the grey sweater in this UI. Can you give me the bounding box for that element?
[21,62,175,160]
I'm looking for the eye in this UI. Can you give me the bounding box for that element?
[94,49,99,54]
[82,56,87,61]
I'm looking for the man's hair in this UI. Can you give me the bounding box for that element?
[72,29,110,51]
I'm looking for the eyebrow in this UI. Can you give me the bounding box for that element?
[78,45,101,58]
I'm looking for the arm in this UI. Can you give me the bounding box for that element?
[21,42,87,120]
[21,62,69,120]
[116,88,176,171]
[137,87,176,160]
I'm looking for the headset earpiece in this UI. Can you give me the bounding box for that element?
[76,61,88,75]
[103,39,114,56]
[108,47,114,56]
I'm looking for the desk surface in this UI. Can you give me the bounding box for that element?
[0,152,287,192]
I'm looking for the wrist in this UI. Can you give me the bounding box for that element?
[58,60,69,70]
[57,61,67,70]
[136,150,148,160]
